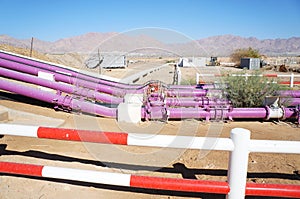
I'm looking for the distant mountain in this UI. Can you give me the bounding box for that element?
[1,33,300,56]
[195,35,300,56]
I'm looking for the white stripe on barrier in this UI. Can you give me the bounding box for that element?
[0,124,38,137]
[127,134,234,151]
[42,166,131,186]
[249,140,300,154]
[1,124,300,154]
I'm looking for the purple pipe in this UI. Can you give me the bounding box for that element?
[283,107,298,118]
[0,58,208,98]
[276,90,300,98]
[167,107,211,119]
[0,76,298,121]
[281,98,300,106]
[149,98,230,107]
[166,89,207,97]
[167,107,298,120]
[0,78,117,117]
[0,67,123,104]
[0,51,198,90]
[226,108,267,118]
[0,51,139,88]
[0,58,143,96]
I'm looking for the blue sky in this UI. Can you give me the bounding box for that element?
[1,0,299,42]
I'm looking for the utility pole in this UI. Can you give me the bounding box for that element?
[98,48,102,75]
[30,37,34,57]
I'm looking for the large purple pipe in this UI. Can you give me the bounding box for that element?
[281,98,300,106]
[0,51,140,89]
[167,107,298,120]
[1,66,229,108]
[0,78,117,117]
[149,97,230,107]
[276,90,300,98]
[1,66,227,107]
[0,51,197,90]
[0,58,207,97]
[0,58,143,96]
[0,67,123,104]
[1,77,298,121]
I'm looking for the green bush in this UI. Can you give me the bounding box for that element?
[224,71,281,107]
[230,47,261,66]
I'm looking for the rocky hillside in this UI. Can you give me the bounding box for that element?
[1,33,300,56]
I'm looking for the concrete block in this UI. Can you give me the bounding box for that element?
[124,94,143,105]
[38,71,55,92]
[117,103,142,123]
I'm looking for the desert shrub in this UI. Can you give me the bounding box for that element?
[225,71,281,107]
[165,59,176,63]
[230,47,261,66]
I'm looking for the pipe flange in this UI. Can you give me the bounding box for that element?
[281,106,287,121]
[265,106,271,121]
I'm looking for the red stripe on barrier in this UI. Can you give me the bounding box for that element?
[280,81,300,85]
[264,74,278,77]
[246,182,300,198]
[0,161,43,176]
[130,175,229,194]
[37,127,128,145]
[1,161,300,197]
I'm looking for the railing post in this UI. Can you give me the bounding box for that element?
[290,73,294,88]
[227,128,251,199]
[196,73,199,84]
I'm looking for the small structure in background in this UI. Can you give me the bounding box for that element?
[85,52,127,71]
[240,58,260,70]
[101,53,127,68]
[178,57,207,67]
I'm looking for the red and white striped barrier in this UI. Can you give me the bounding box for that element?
[196,73,300,87]
[0,161,299,198]
[0,161,229,194]
[1,124,300,154]
[1,124,300,198]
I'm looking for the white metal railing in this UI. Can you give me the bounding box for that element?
[196,73,300,88]
[0,124,300,198]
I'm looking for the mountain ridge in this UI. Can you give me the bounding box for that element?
[1,33,299,56]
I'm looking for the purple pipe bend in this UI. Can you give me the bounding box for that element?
[0,78,117,118]
[0,58,141,96]
[0,67,123,104]
[0,58,207,97]
[0,51,197,90]
[0,51,139,88]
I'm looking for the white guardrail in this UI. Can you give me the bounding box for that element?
[0,124,299,198]
[196,73,300,87]
[120,63,169,84]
